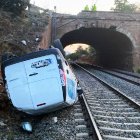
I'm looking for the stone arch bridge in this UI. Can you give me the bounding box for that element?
[51,11,140,71]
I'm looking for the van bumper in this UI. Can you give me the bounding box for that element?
[20,102,70,115]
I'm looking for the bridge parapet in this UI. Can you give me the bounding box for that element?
[78,11,140,21]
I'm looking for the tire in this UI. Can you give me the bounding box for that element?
[77,88,83,96]
[52,39,65,57]
[77,81,83,96]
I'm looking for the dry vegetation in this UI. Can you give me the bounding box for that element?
[0,10,49,57]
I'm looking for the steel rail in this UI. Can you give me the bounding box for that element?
[113,69,140,79]
[97,69,140,86]
[80,94,103,140]
[74,63,140,109]
[88,65,140,87]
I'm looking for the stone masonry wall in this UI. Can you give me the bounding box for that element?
[55,11,140,70]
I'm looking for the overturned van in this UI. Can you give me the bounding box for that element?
[1,48,79,115]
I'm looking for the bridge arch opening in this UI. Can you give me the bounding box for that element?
[60,27,134,71]
[64,43,96,64]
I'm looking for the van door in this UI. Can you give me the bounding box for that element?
[5,62,34,109]
[24,54,64,109]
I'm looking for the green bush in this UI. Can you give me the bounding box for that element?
[66,53,79,61]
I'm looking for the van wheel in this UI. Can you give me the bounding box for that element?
[53,39,65,57]
[77,88,83,96]
[77,85,83,96]
[77,81,83,96]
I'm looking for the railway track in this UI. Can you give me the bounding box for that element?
[72,63,140,140]
[102,69,140,86]
[77,64,140,104]
[74,101,94,140]
[2,62,140,139]
[94,66,140,86]
[79,64,140,86]
[112,69,140,79]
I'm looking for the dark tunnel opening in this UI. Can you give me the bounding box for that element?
[60,27,134,71]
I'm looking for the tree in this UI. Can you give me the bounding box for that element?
[0,0,30,16]
[84,5,89,11]
[66,53,79,61]
[87,46,96,56]
[66,46,88,61]
[76,46,89,56]
[112,0,137,13]
[66,46,95,61]
[91,4,97,11]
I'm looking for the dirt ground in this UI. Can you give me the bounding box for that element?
[0,9,50,139]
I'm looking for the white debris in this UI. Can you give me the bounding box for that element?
[21,122,32,132]
[35,38,39,42]
[0,121,6,126]
[32,23,35,26]
[21,40,27,46]
[52,117,57,123]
